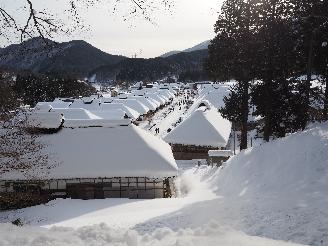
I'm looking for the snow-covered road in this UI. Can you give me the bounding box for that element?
[140,92,194,138]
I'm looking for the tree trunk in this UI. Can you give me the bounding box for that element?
[240,80,249,150]
[304,31,315,128]
[263,80,272,142]
[324,76,328,121]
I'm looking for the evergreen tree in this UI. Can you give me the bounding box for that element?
[251,0,297,140]
[206,0,260,150]
[291,0,328,126]
[14,73,96,107]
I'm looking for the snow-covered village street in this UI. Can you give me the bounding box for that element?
[1,82,328,246]
[1,1,328,245]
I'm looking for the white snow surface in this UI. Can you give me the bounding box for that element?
[137,123,328,246]
[146,94,166,106]
[51,108,101,120]
[112,99,150,115]
[2,125,178,180]
[0,222,301,246]
[164,107,232,147]
[189,85,231,113]
[129,96,158,111]
[2,90,328,246]
[69,99,101,111]
[27,111,63,129]
[99,103,140,120]
[88,109,129,120]
[35,102,71,110]
[2,123,328,245]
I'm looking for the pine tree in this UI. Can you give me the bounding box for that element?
[205,0,260,150]
[251,0,297,140]
[291,0,328,125]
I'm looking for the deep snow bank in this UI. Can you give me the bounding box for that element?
[213,122,328,198]
[0,222,301,246]
[137,123,328,246]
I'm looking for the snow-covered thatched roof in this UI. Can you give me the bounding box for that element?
[186,86,230,116]
[35,102,71,110]
[164,107,232,148]
[51,108,101,120]
[69,99,101,110]
[129,96,158,111]
[29,108,131,129]
[4,125,178,180]
[27,111,64,129]
[112,99,150,115]
[63,118,131,128]
[89,109,129,120]
[158,90,173,101]
[146,94,166,106]
[99,103,140,120]
[101,97,114,103]
[146,97,161,108]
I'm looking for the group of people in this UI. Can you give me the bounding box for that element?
[155,128,160,134]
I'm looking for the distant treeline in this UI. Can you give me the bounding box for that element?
[0,70,96,113]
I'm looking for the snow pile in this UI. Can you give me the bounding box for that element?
[213,123,328,198]
[0,222,301,246]
[209,123,328,245]
[140,123,328,245]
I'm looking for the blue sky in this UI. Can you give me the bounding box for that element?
[1,0,223,58]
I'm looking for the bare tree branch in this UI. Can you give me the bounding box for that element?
[0,0,174,45]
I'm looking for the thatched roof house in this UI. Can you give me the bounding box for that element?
[164,107,232,160]
[2,112,178,200]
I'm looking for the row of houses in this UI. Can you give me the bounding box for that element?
[1,86,178,201]
[1,83,233,203]
[34,85,176,123]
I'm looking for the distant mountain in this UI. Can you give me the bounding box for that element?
[160,50,181,58]
[0,37,210,83]
[183,40,211,53]
[0,38,126,78]
[90,49,209,82]
[159,40,210,58]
